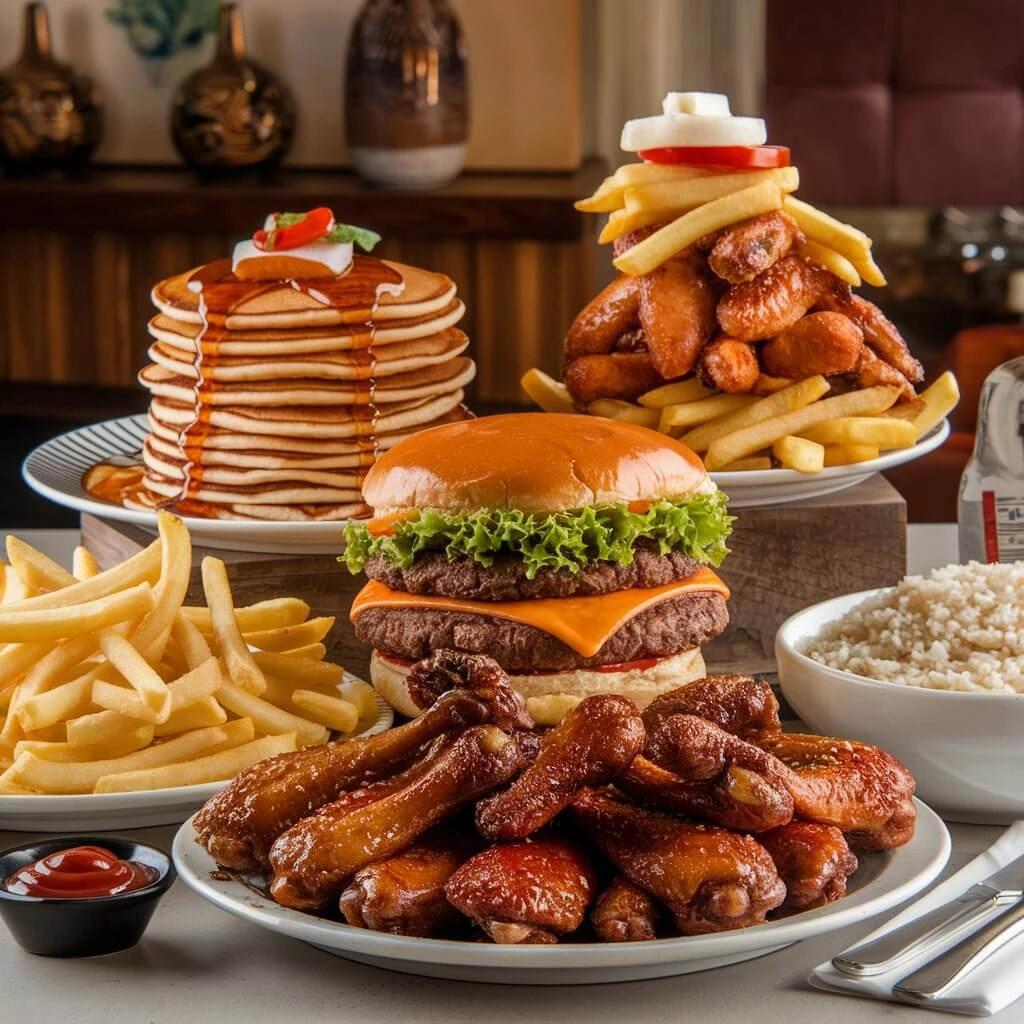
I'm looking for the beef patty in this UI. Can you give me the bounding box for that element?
[353,591,728,672]
[363,542,705,602]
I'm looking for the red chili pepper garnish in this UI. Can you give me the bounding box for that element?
[253,207,336,252]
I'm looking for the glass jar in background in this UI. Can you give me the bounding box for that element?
[958,356,1024,563]
[344,0,468,189]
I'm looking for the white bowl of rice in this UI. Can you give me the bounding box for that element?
[776,561,1024,824]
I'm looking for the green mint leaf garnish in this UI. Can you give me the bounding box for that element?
[324,223,382,251]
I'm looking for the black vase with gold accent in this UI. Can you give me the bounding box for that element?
[0,2,103,175]
[170,3,295,176]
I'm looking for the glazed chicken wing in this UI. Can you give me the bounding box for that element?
[760,311,864,379]
[194,689,489,871]
[564,275,641,361]
[761,732,916,850]
[445,837,596,944]
[591,874,660,943]
[571,789,785,934]
[339,829,476,937]
[642,675,782,744]
[854,343,916,400]
[564,352,665,403]
[695,338,761,393]
[476,694,645,841]
[759,821,859,911]
[269,726,530,910]
[707,211,804,284]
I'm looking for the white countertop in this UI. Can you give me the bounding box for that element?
[3,523,1013,1023]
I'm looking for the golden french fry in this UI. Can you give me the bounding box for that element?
[153,696,227,736]
[260,676,339,711]
[251,651,343,688]
[17,667,100,733]
[181,598,310,634]
[290,690,359,733]
[520,367,575,413]
[217,681,329,747]
[72,546,102,581]
[614,181,784,276]
[93,731,296,794]
[598,207,667,245]
[339,679,378,722]
[244,617,334,653]
[911,370,960,441]
[623,167,798,217]
[92,679,167,725]
[782,195,872,265]
[575,162,711,213]
[587,399,661,429]
[15,724,154,762]
[201,557,266,695]
[752,375,795,396]
[92,655,221,723]
[637,378,717,408]
[131,511,192,659]
[525,694,582,726]
[823,444,880,467]
[173,610,215,670]
[5,536,77,591]
[715,456,774,472]
[798,240,861,287]
[66,709,138,747]
[98,631,172,722]
[773,435,825,473]
[9,722,233,793]
[704,386,901,470]
[851,251,886,287]
[800,417,916,449]
[274,642,327,662]
[0,641,50,690]
[1,561,32,603]
[575,175,621,213]
[680,376,831,453]
[880,397,927,422]
[659,394,759,431]
[0,583,154,644]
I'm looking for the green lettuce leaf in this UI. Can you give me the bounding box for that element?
[342,492,733,579]
[323,223,382,251]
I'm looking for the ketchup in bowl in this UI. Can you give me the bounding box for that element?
[3,844,158,899]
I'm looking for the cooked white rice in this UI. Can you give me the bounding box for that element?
[801,561,1024,693]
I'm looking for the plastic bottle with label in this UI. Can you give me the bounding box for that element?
[958,355,1024,563]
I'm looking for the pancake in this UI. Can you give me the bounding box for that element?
[98,240,476,521]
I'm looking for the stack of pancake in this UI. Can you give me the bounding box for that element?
[133,256,475,521]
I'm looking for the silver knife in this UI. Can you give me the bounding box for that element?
[832,855,1024,977]
[894,897,1024,1002]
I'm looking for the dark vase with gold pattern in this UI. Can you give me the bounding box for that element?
[170,3,295,177]
[0,2,103,175]
[345,0,468,189]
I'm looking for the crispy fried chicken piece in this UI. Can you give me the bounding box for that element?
[613,225,661,257]
[268,726,530,910]
[564,352,664,403]
[816,289,924,384]
[475,694,645,841]
[194,690,489,871]
[564,275,641,361]
[760,311,864,379]
[695,338,761,393]
[571,788,786,934]
[445,837,596,944]
[638,248,718,379]
[854,344,916,400]
[619,745,793,833]
[759,821,859,911]
[591,874,660,942]
[707,211,804,284]
[642,675,782,744]
[339,829,477,937]
[760,732,917,851]
[406,650,535,732]
[716,255,833,341]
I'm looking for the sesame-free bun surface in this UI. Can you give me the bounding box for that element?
[362,412,710,515]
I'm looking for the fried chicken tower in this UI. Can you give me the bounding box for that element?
[132,213,474,521]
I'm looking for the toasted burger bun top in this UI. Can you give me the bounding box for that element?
[362,412,711,515]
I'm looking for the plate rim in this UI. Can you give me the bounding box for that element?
[172,798,950,970]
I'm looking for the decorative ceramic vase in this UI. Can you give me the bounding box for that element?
[0,2,102,175]
[170,3,295,176]
[345,0,468,189]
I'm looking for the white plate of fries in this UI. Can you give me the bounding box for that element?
[21,415,353,554]
[0,515,393,830]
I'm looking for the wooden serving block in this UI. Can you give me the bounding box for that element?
[81,474,906,684]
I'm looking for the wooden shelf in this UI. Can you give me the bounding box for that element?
[0,160,606,241]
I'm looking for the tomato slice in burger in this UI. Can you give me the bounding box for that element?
[253,207,336,251]
[639,145,790,170]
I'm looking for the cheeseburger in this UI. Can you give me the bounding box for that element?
[343,413,732,717]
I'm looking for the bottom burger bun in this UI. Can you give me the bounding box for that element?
[369,647,707,724]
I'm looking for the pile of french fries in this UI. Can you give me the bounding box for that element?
[576,159,885,285]
[0,512,379,795]
[522,367,959,474]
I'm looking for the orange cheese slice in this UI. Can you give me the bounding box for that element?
[350,566,730,658]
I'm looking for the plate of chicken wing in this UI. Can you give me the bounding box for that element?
[174,650,950,984]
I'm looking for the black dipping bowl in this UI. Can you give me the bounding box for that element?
[0,835,175,957]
